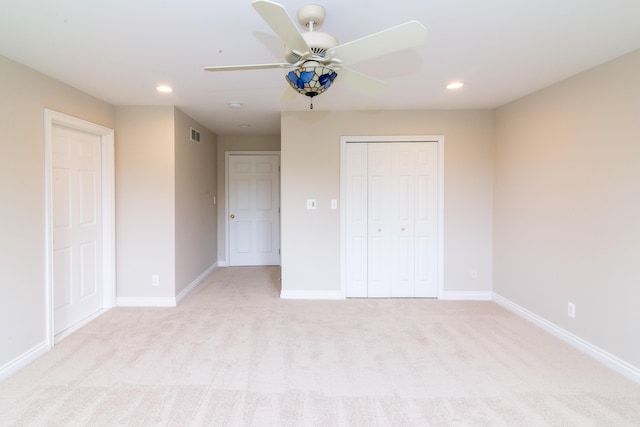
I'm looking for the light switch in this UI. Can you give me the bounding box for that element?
[306,199,317,210]
[331,199,337,209]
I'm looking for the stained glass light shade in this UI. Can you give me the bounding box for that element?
[285,62,338,99]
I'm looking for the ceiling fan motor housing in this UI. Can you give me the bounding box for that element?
[285,31,339,63]
[297,4,326,29]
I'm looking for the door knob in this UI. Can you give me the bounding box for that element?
[230,214,235,219]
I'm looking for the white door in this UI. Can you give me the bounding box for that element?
[52,125,103,334]
[345,141,439,298]
[228,154,280,266]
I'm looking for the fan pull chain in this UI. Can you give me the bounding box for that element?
[310,98,313,109]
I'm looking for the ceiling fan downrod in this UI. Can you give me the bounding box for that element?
[306,19,316,32]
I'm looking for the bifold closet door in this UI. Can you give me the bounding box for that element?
[345,142,438,298]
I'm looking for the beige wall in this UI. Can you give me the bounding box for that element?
[114,106,176,298]
[115,106,219,299]
[174,109,217,294]
[216,135,281,264]
[280,110,495,294]
[0,55,114,369]
[494,49,640,366]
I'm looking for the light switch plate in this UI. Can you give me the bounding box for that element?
[306,199,317,209]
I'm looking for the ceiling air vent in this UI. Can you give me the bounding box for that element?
[190,127,201,143]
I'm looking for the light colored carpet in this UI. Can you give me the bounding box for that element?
[1,266,639,426]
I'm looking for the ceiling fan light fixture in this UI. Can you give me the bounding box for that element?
[285,61,337,109]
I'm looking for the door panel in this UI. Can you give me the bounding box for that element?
[53,248,72,309]
[256,179,273,210]
[79,170,97,225]
[79,241,97,299]
[256,220,273,253]
[228,155,280,266]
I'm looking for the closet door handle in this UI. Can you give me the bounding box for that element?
[230,214,235,219]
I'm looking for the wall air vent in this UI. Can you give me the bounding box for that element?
[190,127,201,143]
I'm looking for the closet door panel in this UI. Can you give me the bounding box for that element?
[345,144,368,297]
[414,143,438,297]
[367,144,392,297]
[391,143,416,297]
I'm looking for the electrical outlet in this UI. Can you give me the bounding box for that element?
[470,268,478,279]
[152,275,159,286]
[567,302,576,318]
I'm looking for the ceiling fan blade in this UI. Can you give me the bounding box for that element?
[328,21,426,66]
[204,63,292,72]
[336,67,387,96]
[252,0,311,58]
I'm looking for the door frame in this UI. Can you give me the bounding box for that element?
[224,151,281,266]
[44,109,115,347]
[339,135,445,298]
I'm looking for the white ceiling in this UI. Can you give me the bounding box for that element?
[1,0,639,136]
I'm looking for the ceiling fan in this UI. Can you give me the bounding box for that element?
[204,0,427,108]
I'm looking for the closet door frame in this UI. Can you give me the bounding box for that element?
[340,135,444,298]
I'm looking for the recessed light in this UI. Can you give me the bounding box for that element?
[446,82,464,90]
[228,102,243,109]
[238,124,251,128]
[156,85,173,93]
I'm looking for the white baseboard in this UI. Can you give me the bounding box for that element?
[280,289,345,300]
[0,340,49,383]
[279,290,491,300]
[493,292,640,385]
[176,263,217,305]
[116,263,219,308]
[54,308,109,344]
[439,291,493,301]
[116,297,176,307]
[217,261,229,267]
